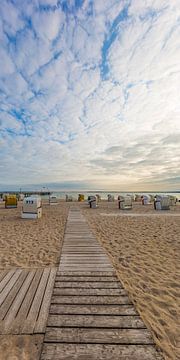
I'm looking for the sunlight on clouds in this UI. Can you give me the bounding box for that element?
[0,0,180,190]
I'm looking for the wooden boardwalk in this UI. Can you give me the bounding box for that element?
[41,207,163,359]
[0,267,56,334]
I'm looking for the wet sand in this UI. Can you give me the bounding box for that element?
[82,201,180,360]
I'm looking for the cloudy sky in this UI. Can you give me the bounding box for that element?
[0,0,180,191]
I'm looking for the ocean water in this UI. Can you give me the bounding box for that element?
[46,191,180,201]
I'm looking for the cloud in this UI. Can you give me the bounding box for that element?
[0,0,180,190]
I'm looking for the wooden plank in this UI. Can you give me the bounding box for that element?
[34,268,57,333]
[54,281,121,289]
[55,276,118,282]
[45,328,154,344]
[50,304,137,315]
[59,264,112,268]
[11,269,43,334]
[41,344,163,360]
[22,268,50,333]
[59,268,114,272]
[60,259,111,263]
[53,288,126,296]
[0,271,8,284]
[57,272,115,276]
[0,270,16,293]
[0,269,22,309]
[2,270,36,334]
[59,263,112,266]
[63,245,101,248]
[64,236,95,239]
[0,270,27,321]
[51,295,131,305]
[47,314,145,328]
[59,265,112,268]
[62,246,101,248]
[61,249,102,252]
[61,254,109,260]
[60,259,110,263]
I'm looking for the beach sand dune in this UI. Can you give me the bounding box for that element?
[0,201,69,269]
[82,201,180,360]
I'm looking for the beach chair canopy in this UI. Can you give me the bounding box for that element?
[78,194,85,201]
[66,195,73,201]
[118,195,132,210]
[142,194,151,204]
[88,195,98,208]
[23,196,42,213]
[5,195,17,208]
[108,194,114,201]
[155,195,170,210]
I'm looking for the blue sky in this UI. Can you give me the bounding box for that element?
[0,0,180,191]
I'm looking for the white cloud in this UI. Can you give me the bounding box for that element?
[0,0,25,36]
[32,8,65,41]
[0,0,180,190]
[0,47,15,75]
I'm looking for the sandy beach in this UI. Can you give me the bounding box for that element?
[0,200,69,270]
[82,201,180,360]
[0,200,70,359]
[0,199,179,359]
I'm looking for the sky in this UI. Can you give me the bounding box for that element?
[0,0,180,191]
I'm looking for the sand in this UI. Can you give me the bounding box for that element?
[0,199,179,359]
[82,201,180,360]
[0,200,69,269]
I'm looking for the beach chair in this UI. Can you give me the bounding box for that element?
[142,195,151,205]
[88,196,98,208]
[108,194,114,202]
[118,195,132,210]
[154,195,170,210]
[169,196,176,206]
[66,195,73,202]
[49,195,58,205]
[78,194,85,201]
[21,196,42,219]
[5,195,17,208]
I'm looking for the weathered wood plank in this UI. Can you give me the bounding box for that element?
[55,276,117,282]
[57,272,115,276]
[62,246,105,250]
[51,295,131,305]
[22,268,50,333]
[53,288,126,296]
[59,265,112,269]
[59,264,112,267]
[0,270,27,326]
[59,268,114,272]
[54,282,121,289]
[60,259,111,264]
[47,314,145,328]
[0,269,16,294]
[60,260,110,264]
[41,344,163,360]
[45,328,154,344]
[50,304,137,315]
[0,271,8,284]
[0,269,22,311]
[11,269,43,334]
[60,255,109,258]
[34,268,57,333]
[61,250,102,253]
[2,270,36,334]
